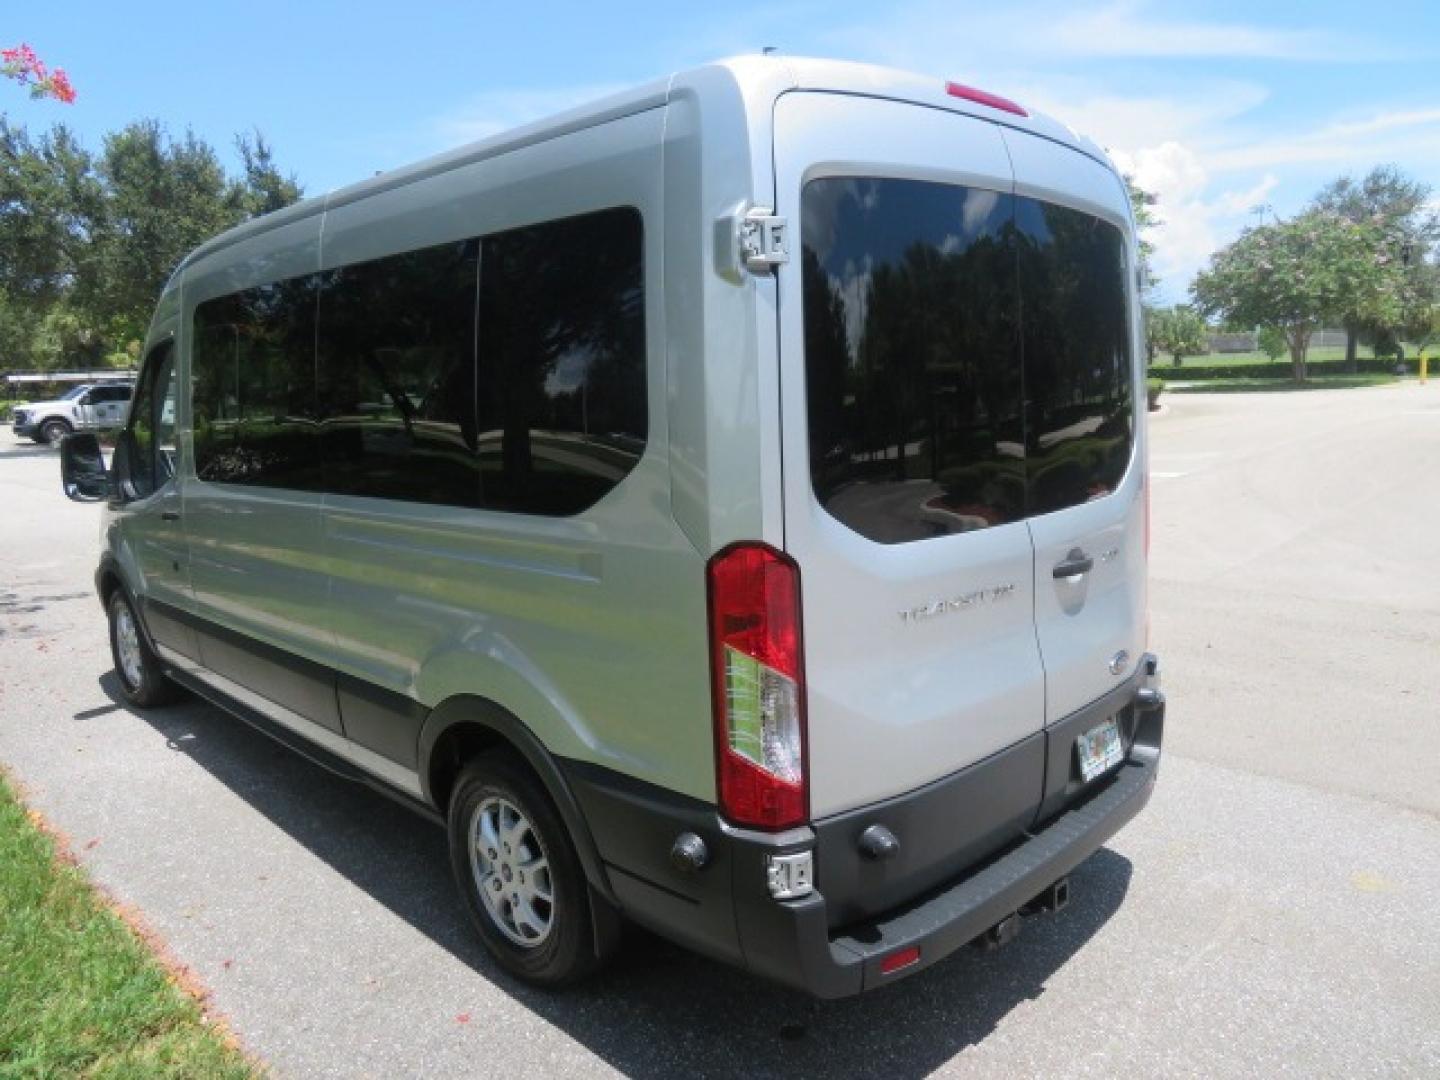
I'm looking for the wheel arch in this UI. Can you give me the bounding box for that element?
[420,695,617,911]
[94,552,128,613]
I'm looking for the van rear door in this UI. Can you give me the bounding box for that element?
[773,92,1046,819]
[1002,131,1147,734]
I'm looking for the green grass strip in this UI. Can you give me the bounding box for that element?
[0,771,259,1079]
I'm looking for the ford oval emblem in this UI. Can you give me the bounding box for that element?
[1108,650,1130,676]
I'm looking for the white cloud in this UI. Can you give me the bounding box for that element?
[1206,107,1440,172]
[1109,140,1279,292]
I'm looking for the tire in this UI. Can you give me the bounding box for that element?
[448,754,599,987]
[39,418,71,445]
[107,590,182,707]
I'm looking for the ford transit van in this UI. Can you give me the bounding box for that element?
[61,55,1164,996]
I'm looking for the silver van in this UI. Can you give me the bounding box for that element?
[61,56,1164,996]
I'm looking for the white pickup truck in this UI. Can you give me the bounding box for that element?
[11,382,134,444]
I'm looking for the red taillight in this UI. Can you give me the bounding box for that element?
[880,946,921,975]
[706,543,808,830]
[945,81,1028,117]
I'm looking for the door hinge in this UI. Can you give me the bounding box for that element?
[739,209,789,273]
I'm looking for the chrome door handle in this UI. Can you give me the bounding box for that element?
[1052,549,1094,578]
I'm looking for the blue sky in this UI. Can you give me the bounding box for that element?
[9,1,1440,302]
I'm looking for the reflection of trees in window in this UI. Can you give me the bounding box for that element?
[803,178,1134,543]
[1017,199,1132,513]
[316,239,480,506]
[189,208,648,516]
[478,208,646,516]
[803,178,1023,543]
[192,275,322,488]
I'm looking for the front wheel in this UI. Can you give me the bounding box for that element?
[39,418,72,445]
[448,754,599,987]
[107,591,181,707]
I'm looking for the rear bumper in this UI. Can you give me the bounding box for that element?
[564,658,1165,998]
[739,699,1162,996]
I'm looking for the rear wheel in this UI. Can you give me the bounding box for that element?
[39,418,71,445]
[107,591,181,707]
[448,754,598,987]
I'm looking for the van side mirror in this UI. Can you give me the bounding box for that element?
[59,432,109,502]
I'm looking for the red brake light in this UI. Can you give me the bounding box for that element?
[945,81,1028,117]
[706,543,808,830]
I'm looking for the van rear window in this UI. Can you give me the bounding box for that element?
[801,177,1133,544]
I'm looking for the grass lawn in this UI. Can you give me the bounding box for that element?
[0,771,258,1078]
[1155,344,1354,368]
[1168,374,1399,394]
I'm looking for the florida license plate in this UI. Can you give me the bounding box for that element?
[1077,718,1124,782]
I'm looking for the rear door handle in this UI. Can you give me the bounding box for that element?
[1052,549,1094,578]
[161,511,181,522]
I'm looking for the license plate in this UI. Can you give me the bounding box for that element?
[1077,717,1124,782]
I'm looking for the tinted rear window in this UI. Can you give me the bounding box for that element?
[1016,198,1134,515]
[801,177,1133,544]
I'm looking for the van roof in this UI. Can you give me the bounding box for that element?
[175,55,1111,277]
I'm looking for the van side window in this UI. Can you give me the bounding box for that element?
[192,277,323,488]
[187,207,646,514]
[1016,197,1134,515]
[477,207,647,516]
[316,240,481,506]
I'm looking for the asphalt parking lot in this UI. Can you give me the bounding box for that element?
[2,382,1438,1078]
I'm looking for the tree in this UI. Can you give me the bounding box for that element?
[0,119,102,367]
[1192,211,1404,382]
[2,43,75,103]
[1125,175,1160,301]
[1309,165,1438,370]
[77,122,242,345]
[0,117,302,369]
[1256,325,1287,362]
[235,130,302,217]
[1147,306,1208,366]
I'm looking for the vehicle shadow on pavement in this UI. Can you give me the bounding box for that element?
[116,677,1133,1079]
[0,440,58,460]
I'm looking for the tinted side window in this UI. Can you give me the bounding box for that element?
[94,386,131,403]
[192,277,322,488]
[476,207,647,517]
[126,343,175,500]
[1016,198,1134,515]
[801,178,1023,544]
[317,240,481,506]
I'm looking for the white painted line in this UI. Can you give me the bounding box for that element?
[1152,471,1190,479]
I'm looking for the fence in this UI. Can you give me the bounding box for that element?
[1206,329,1348,354]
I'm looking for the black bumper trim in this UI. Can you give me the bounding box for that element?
[562,668,1164,999]
[831,737,1158,992]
